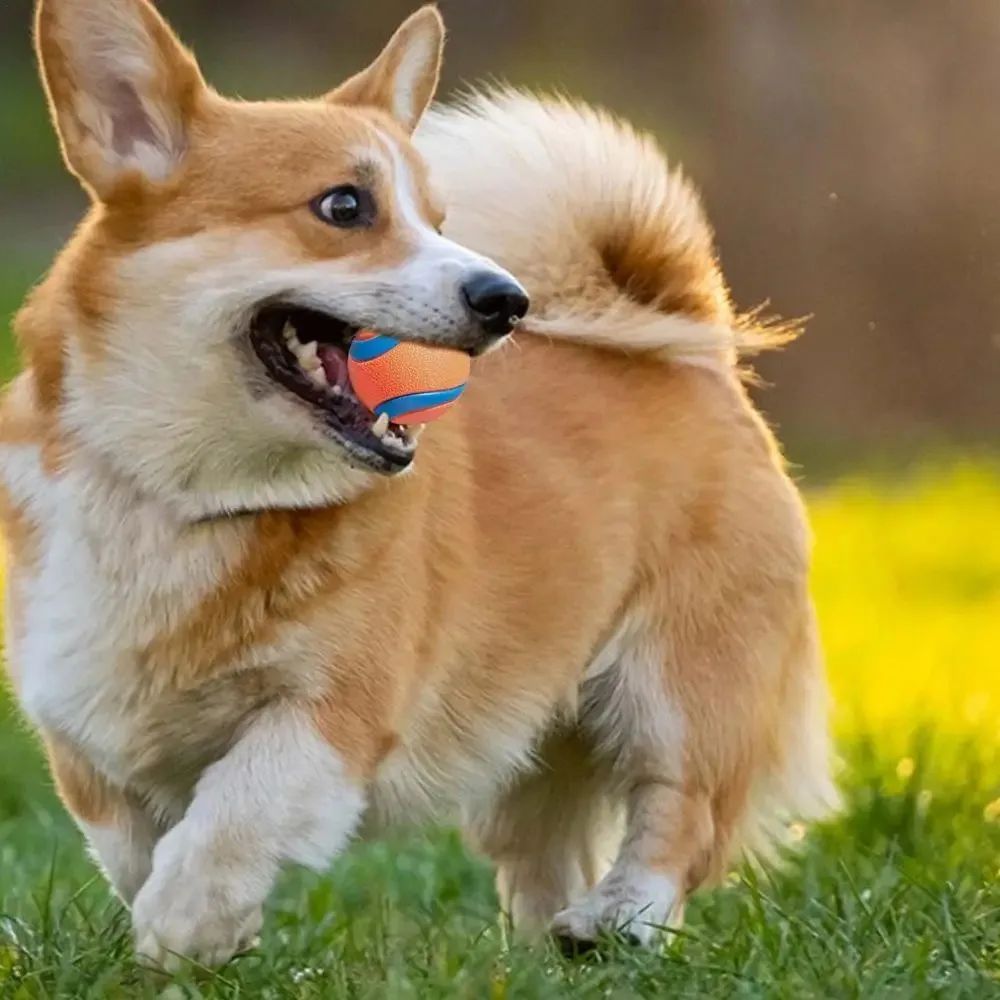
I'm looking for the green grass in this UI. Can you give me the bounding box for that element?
[0,256,50,385]
[2,464,999,998]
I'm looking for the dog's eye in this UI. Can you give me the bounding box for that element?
[311,186,373,228]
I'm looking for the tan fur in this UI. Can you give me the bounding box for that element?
[421,92,731,324]
[329,5,444,134]
[2,0,835,964]
[46,735,126,826]
[34,0,205,199]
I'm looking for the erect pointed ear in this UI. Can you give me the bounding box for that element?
[327,5,444,133]
[34,0,207,200]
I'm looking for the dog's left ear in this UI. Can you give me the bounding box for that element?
[327,5,444,133]
[34,0,207,200]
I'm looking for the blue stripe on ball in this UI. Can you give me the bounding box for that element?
[349,334,399,361]
[374,384,466,419]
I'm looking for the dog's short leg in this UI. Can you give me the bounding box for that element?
[131,704,365,971]
[467,731,620,935]
[550,780,711,949]
[80,806,161,907]
[46,735,159,904]
[549,638,716,951]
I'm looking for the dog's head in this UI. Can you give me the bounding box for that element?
[24,0,527,517]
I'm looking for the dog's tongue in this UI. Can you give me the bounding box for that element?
[318,344,349,389]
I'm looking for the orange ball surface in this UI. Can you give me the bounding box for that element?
[347,331,471,425]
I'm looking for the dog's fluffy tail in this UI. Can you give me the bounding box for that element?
[418,89,795,364]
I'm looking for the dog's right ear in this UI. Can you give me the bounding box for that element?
[327,6,444,134]
[34,0,207,200]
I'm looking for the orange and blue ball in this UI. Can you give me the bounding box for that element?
[347,331,471,425]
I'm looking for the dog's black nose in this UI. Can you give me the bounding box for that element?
[462,272,529,337]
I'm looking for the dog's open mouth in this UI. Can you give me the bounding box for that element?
[249,304,416,473]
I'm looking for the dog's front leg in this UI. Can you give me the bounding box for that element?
[131,703,366,971]
[45,735,160,904]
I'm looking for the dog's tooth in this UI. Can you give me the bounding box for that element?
[282,321,297,343]
[294,340,321,369]
[307,366,328,387]
[330,383,343,396]
[372,412,390,437]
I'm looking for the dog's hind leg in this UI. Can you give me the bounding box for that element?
[547,634,714,949]
[549,776,712,949]
[551,584,835,950]
[465,729,621,936]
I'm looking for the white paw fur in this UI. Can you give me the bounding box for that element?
[551,865,679,947]
[130,708,363,970]
[131,821,266,971]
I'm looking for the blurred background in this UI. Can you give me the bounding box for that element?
[0,3,998,993]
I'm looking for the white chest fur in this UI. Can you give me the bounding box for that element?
[1,444,242,792]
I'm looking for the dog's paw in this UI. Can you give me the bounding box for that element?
[550,867,678,951]
[131,829,265,972]
[133,879,262,972]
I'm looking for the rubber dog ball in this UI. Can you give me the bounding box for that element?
[347,330,471,425]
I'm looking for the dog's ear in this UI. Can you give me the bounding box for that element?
[327,5,444,133]
[34,0,207,199]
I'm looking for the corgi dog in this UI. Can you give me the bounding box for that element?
[1,0,836,969]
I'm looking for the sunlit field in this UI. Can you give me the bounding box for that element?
[1,462,998,997]
[813,460,1000,742]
